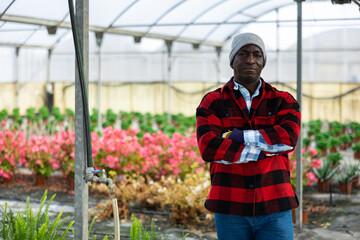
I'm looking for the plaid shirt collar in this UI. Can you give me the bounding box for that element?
[233,79,262,111]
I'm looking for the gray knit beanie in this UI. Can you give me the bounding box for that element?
[229,32,266,66]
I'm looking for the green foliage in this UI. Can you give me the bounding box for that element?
[328,137,341,148]
[103,109,118,128]
[0,190,74,240]
[39,107,50,121]
[88,217,112,240]
[308,120,323,129]
[130,214,158,240]
[339,134,353,144]
[302,137,311,146]
[327,152,342,166]
[26,107,37,122]
[312,157,338,181]
[52,107,65,122]
[352,142,360,152]
[0,109,8,121]
[12,108,23,125]
[316,139,328,150]
[130,214,191,240]
[329,121,341,130]
[65,108,74,119]
[336,161,359,183]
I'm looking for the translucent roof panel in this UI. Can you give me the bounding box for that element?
[0,0,360,84]
[1,0,359,48]
[6,0,68,21]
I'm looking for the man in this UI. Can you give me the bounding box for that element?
[196,32,300,240]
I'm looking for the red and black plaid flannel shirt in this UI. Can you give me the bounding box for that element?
[196,78,300,216]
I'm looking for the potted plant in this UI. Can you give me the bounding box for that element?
[352,142,360,159]
[312,157,338,192]
[0,130,26,183]
[52,130,76,189]
[327,152,342,167]
[346,161,360,187]
[337,172,353,194]
[328,137,341,153]
[354,130,360,144]
[25,135,57,185]
[316,139,329,157]
[303,137,311,151]
[339,135,353,150]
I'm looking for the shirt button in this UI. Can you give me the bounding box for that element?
[249,184,255,189]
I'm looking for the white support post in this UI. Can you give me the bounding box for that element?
[295,0,304,230]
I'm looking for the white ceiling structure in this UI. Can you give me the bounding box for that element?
[0,0,360,83]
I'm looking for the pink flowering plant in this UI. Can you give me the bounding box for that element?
[0,130,26,179]
[94,126,206,180]
[94,127,143,176]
[25,135,59,177]
[139,131,204,180]
[289,147,321,190]
[51,130,75,177]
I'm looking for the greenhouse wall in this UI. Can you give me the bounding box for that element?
[0,81,359,123]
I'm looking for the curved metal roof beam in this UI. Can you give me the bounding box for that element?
[172,0,229,42]
[0,0,16,19]
[198,0,273,46]
[142,0,187,36]
[107,0,140,29]
[223,2,293,43]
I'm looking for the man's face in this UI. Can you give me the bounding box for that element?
[231,44,264,86]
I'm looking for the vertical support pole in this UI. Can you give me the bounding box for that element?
[275,9,280,82]
[14,47,20,108]
[295,0,304,230]
[45,49,54,111]
[215,46,222,84]
[165,40,172,123]
[74,0,89,239]
[95,32,104,131]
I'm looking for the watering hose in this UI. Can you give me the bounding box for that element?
[68,0,92,168]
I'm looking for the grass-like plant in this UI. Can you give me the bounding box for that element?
[130,214,189,240]
[0,190,74,240]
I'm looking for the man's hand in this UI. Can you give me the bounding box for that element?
[258,151,265,160]
[225,128,244,145]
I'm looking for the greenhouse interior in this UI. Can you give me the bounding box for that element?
[1,0,360,239]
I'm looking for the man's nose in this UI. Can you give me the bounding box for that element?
[246,54,255,64]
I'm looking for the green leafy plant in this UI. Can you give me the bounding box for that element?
[339,134,353,149]
[130,214,189,240]
[130,214,159,240]
[312,157,338,182]
[328,137,341,149]
[11,108,23,128]
[0,190,74,240]
[0,109,8,121]
[344,161,360,181]
[327,152,342,166]
[39,107,50,121]
[316,139,328,153]
[88,217,112,240]
[352,142,360,152]
[302,137,311,148]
